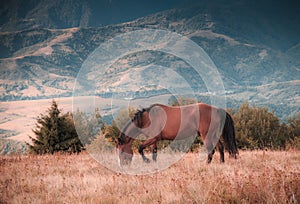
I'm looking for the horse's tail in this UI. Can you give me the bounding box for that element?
[221,111,238,158]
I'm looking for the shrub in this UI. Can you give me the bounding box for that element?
[232,102,290,150]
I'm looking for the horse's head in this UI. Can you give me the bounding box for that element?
[116,109,146,166]
[116,132,134,166]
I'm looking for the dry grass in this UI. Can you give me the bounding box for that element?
[1,151,300,204]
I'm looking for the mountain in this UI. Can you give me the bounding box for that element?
[0,0,195,31]
[0,0,299,120]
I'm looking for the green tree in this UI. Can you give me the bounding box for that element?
[73,108,104,146]
[233,101,289,150]
[288,114,300,137]
[88,107,137,151]
[27,100,83,154]
[104,120,121,143]
[287,114,300,150]
[86,130,114,153]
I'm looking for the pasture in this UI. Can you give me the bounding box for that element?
[1,151,299,203]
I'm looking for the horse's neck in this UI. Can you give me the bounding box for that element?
[127,137,134,146]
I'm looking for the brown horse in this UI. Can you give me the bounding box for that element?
[116,103,238,166]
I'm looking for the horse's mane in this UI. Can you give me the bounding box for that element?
[132,109,145,128]
[132,104,165,128]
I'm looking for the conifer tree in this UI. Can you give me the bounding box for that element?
[27,100,83,154]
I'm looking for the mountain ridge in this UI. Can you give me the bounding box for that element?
[0,0,299,119]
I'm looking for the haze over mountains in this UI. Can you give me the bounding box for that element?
[0,0,299,119]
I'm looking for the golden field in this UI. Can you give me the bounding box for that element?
[1,151,300,204]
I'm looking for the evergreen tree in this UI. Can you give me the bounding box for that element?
[27,100,83,154]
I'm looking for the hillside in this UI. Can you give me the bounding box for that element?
[0,0,187,32]
[0,0,299,120]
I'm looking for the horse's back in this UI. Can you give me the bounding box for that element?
[154,103,223,126]
[156,103,220,119]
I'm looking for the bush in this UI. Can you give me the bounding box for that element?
[287,115,300,150]
[232,102,290,150]
[73,108,104,146]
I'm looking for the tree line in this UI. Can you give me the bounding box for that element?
[231,102,299,150]
[27,99,300,154]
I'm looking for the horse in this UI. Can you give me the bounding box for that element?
[116,103,238,166]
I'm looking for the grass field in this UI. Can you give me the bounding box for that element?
[1,151,300,204]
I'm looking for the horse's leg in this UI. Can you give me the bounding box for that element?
[200,131,213,164]
[207,145,215,164]
[201,136,215,164]
[138,145,150,163]
[151,143,158,162]
[202,132,217,164]
[139,137,159,163]
[204,126,221,164]
[217,141,225,163]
